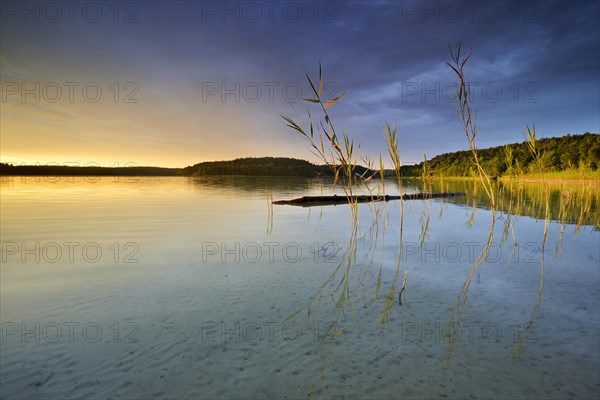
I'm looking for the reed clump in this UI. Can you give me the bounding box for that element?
[280,46,596,397]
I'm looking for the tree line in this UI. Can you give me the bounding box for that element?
[410,132,599,177]
[0,164,180,176]
[2,133,597,178]
[182,157,331,177]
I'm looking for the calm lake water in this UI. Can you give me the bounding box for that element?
[1,176,599,399]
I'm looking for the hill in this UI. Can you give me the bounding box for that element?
[181,157,376,178]
[406,132,599,178]
[181,157,323,177]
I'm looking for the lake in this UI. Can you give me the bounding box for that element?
[1,176,598,399]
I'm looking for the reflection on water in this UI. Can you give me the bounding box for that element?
[1,176,598,399]
[411,178,600,227]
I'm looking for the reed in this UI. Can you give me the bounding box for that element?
[447,43,496,209]
[282,65,397,397]
[378,123,406,324]
[445,42,497,361]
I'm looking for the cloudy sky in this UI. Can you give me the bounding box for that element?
[1,0,599,167]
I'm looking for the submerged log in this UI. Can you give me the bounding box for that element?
[273,192,465,206]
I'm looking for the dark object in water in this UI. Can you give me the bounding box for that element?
[273,192,465,207]
[398,287,405,306]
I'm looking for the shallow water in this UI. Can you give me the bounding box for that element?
[1,176,598,399]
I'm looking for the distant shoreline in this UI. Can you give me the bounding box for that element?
[3,133,598,179]
[2,172,599,184]
[0,165,182,177]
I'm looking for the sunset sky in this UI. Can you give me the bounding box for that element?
[1,0,599,168]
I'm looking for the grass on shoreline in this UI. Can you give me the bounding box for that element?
[501,170,600,181]
[408,169,600,182]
